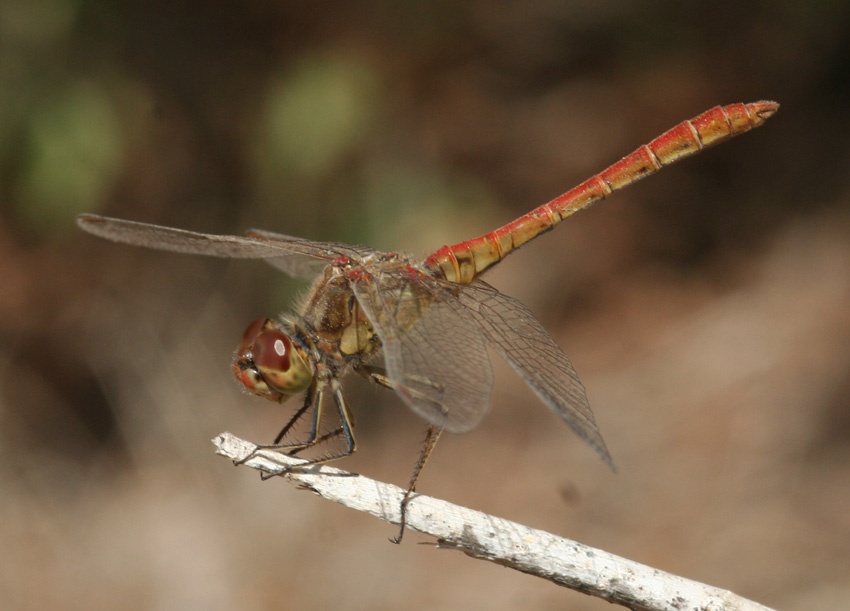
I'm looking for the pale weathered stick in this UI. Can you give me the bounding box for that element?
[213,432,774,611]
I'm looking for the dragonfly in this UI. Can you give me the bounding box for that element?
[78,100,778,542]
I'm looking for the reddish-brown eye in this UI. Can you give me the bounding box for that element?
[239,318,271,351]
[233,318,312,399]
[252,330,293,373]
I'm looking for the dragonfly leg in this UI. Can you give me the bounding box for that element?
[357,365,446,401]
[251,377,358,479]
[273,390,314,444]
[250,381,323,452]
[235,380,325,472]
[287,427,344,456]
[289,387,357,456]
[390,424,444,544]
[355,364,393,389]
[287,376,357,456]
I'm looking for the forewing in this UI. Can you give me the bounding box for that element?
[351,269,493,433]
[458,280,613,468]
[245,228,377,259]
[77,214,350,280]
[245,228,379,278]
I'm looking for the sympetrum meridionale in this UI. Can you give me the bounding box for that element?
[78,101,778,541]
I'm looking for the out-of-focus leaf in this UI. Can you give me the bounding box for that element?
[251,54,382,194]
[16,81,123,233]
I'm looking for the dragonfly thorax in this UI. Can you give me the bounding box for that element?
[299,264,381,362]
[233,318,313,402]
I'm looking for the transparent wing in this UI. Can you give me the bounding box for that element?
[77,214,360,280]
[245,228,377,259]
[458,280,613,468]
[351,269,494,433]
[244,228,378,278]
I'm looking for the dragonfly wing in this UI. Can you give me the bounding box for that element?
[250,253,331,279]
[77,214,345,280]
[458,280,613,468]
[245,228,380,278]
[351,271,494,433]
[246,228,379,260]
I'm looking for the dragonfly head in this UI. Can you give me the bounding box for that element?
[233,318,313,401]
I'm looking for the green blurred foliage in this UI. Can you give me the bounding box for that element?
[0,0,78,47]
[16,81,123,231]
[253,54,382,185]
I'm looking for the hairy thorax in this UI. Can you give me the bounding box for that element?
[298,264,379,363]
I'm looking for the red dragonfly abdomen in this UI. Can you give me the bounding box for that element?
[423,101,779,284]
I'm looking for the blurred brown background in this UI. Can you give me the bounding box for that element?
[2,2,849,609]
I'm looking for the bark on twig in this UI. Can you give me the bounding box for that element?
[213,432,774,611]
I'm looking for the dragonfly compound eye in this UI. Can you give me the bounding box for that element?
[239,317,270,352]
[233,319,313,401]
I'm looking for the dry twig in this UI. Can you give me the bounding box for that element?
[214,432,774,611]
